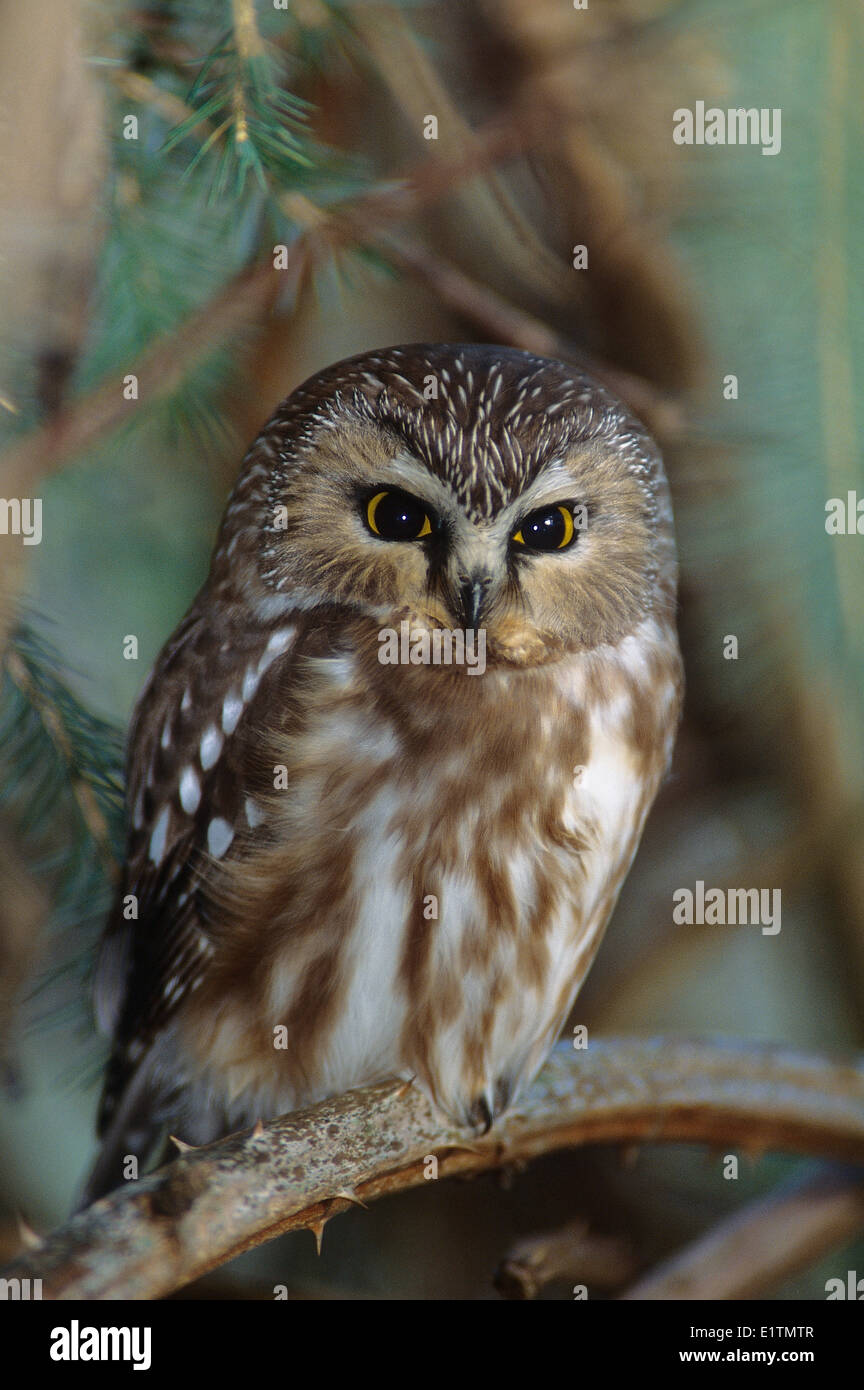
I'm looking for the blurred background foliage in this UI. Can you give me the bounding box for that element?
[0,0,862,1298]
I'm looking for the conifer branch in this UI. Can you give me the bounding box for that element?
[3,647,120,883]
[0,124,521,495]
[231,0,266,63]
[0,625,124,996]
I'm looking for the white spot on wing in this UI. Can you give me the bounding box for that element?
[267,626,295,655]
[242,666,260,703]
[207,817,235,859]
[256,625,295,679]
[148,806,170,865]
[164,975,185,1005]
[245,796,265,828]
[200,724,223,771]
[222,691,243,735]
[179,766,201,814]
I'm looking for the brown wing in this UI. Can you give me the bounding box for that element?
[92,595,302,1145]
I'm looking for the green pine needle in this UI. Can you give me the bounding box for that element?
[0,624,125,1048]
[162,37,313,200]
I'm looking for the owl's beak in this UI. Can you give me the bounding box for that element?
[455,572,493,629]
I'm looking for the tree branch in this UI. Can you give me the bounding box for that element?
[619,1165,864,1300]
[495,1219,638,1299]
[5,1036,864,1300]
[0,122,521,497]
[0,262,284,499]
[372,233,682,438]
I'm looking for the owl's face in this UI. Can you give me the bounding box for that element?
[220,344,676,664]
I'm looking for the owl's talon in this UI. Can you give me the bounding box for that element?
[466,1093,495,1134]
[463,1073,515,1133]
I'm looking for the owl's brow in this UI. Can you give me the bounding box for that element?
[339,389,639,522]
[505,454,595,509]
[364,447,454,507]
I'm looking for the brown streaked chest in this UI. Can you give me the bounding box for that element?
[181,620,680,1109]
[207,618,679,971]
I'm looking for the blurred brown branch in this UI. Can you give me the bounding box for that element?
[495,1218,638,1299]
[619,1165,864,1301]
[0,122,522,499]
[0,262,284,501]
[0,111,677,502]
[4,1036,864,1301]
[373,232,681,437]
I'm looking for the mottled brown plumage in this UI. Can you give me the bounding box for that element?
[81,343,682,1205]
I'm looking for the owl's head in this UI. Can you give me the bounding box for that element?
[214,344,677,664]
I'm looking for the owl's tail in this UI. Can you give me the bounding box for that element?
[74,1057,165,1212]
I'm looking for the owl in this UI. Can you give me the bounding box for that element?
[81,343,683,1205]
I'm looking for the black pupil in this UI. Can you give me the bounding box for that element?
[373,492,428,539]
[523,507,567,550]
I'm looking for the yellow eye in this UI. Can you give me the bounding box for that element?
[512,505,575,551]
[366,490,432,541]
